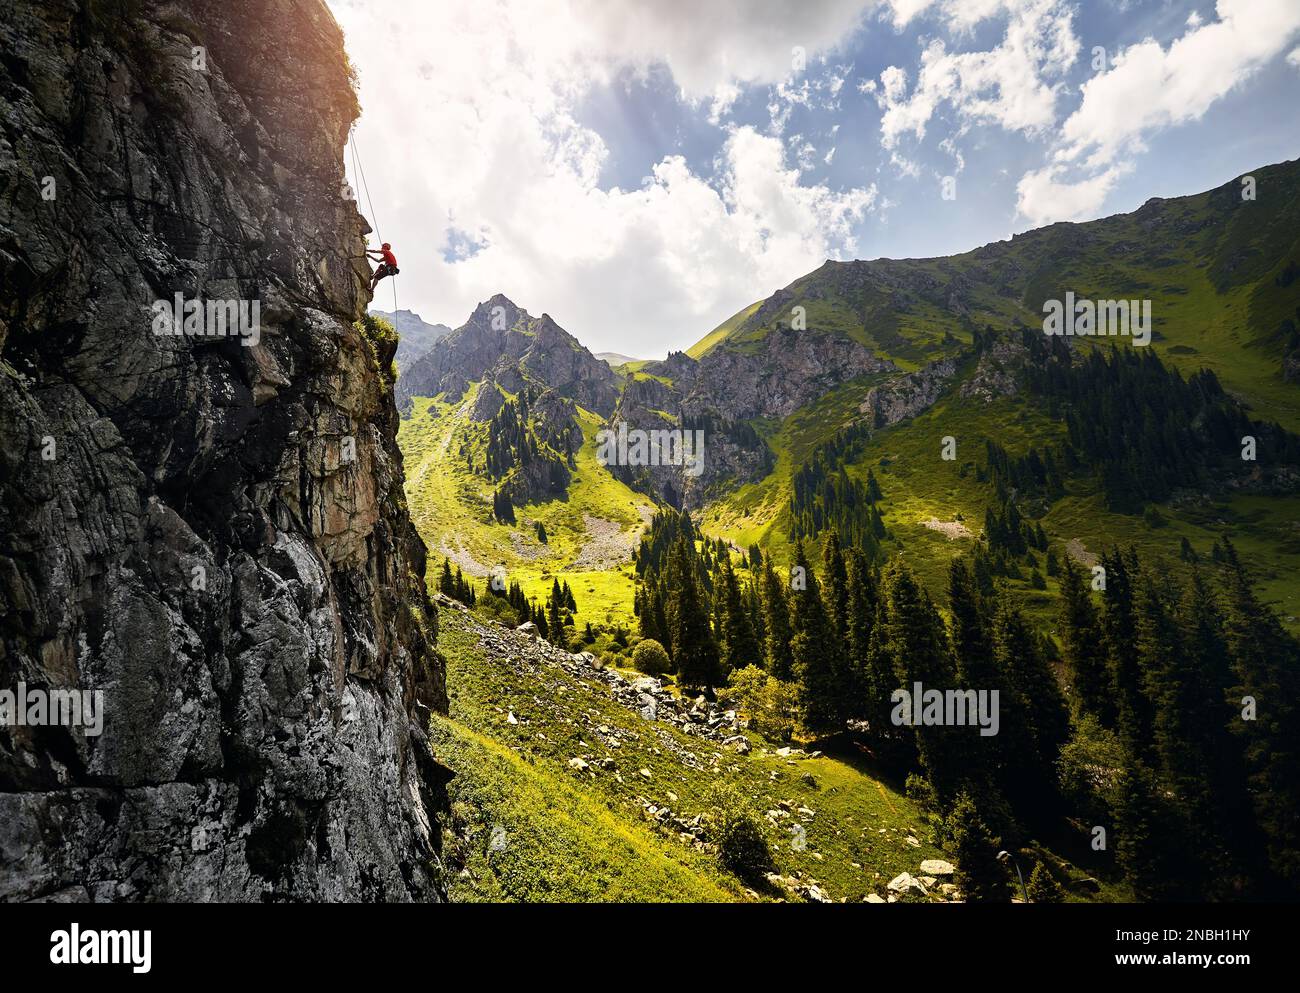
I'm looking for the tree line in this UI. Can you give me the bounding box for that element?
[629,506,1300,900]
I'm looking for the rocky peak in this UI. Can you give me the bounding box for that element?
[398,294,618,416]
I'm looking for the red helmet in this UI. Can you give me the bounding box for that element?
[382,243,391,250]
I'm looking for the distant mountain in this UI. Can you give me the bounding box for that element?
[397,293,619,416]
[690,157,1300,429]
[371,308,452,373]
[596,351,641,367]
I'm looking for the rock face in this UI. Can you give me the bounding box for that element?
[860,358,958,427]
[682,328,896,421]
[398,294,619,416]
[611,330,892,508]
[0,0,447,901]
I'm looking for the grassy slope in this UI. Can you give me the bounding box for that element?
[434,605,1099,902]
[399,389,655,623]
[692,162,1300,430]
[689,161,1300,629]
[703,374,1300,634]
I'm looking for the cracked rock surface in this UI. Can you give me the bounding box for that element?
[1,0,447,901]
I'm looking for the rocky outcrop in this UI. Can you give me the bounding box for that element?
[608,329,890,507]
[398,294,619,416]
[860,359,958,427]
[647,328,896,422]
[371,309,452,375]
[0,0,446,901]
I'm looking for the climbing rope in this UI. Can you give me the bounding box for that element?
[348,127,398,313]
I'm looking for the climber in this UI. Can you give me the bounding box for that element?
[366,242,399,292]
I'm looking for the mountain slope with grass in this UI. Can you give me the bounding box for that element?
[399,158,1300,902]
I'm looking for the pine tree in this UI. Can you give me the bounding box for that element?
[546,593,567,650]
[862,600,913,767]
[1153,570,1262,893]
[1112,752,1187,901]
[994,603,1069,821]
[822,532,849,643]
[1101,548,1143,734]
[720,556,761,673]
[667,536,721,689]
[949,793,1009,903]
[790,542,839,735]
[843,548,876,721]
[1027,862,1065,903]
[1058,556,1110,721]
[883,560,961,802]
[761,559,794,680]
[945,559,1006,801]
[1217,539,1300,889]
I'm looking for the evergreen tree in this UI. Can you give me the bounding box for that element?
[843,548,876,720]
[667,536,721,689]
[994,603,1069,821]
[1217,539,1300,889]
[761,559,795,680]
[720,556,761,673]
[1112,752,1188,901]
[1058,556,1110,722]
[789,542,840,735]
[862,600,914,767]
[945,560,1006,802]
[882,560,961,802]
[546,594,567,650]
[1027,862,1065,903]
[949,793,1009,903]
[822,532,849,643]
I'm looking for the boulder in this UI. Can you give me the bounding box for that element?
[887,872,928,896]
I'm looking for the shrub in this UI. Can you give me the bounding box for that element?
[708,783,773,884]
[1027,862,1065,903]
[473,593,520,627]
[723,665,797,742]
[631,638,671,675]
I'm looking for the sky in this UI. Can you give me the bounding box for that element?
[328,0,1300,358]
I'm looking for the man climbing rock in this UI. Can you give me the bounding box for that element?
[366,242,399,291]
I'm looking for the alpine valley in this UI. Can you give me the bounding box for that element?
[395,158,1300,903]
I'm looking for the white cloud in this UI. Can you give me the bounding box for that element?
[1287,45,1300,69]
[1019,0,1300,222]
[566,0,874,96]
[871,0,1079,148]
[880,0,941,28]
[327,0,879,356]
[1015,163,1129,227]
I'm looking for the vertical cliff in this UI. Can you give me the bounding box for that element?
[0,0,448,901]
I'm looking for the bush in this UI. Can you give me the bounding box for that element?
[631,638,671,675]
[1027,862,1065,903]
[472,592,520,627]
[1058,712,1125,824]
[723,665,797,742]
[708,783,773,884]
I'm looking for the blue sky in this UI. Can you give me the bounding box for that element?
[330,0,1300,356]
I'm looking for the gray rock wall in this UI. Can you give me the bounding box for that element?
[0,0,447,901]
